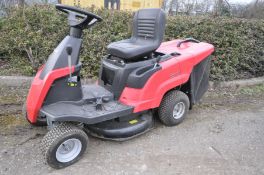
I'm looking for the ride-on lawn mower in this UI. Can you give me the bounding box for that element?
[25,4,214,168]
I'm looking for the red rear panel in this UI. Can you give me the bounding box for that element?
[119,40,214,113]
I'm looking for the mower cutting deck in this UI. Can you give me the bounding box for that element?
[25,4,214,169]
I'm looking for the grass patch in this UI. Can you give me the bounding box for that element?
[0,87,27,105]
[239,84,264,96]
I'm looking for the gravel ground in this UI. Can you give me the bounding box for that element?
[0,85,263,175]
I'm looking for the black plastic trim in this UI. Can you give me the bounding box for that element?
[70,27,82,38]
[99,56,157,99]
[43,63,83,106]
[85,113,153,139]
[177,38,200,47]
[40,36,82,79]
[190,56,211,104]
[127,64,162,89]
[40,100,134,125]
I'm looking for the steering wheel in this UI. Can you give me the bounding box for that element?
[55,4,102,29]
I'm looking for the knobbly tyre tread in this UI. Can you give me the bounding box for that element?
[41,123,88,169]
[158,90,190,126]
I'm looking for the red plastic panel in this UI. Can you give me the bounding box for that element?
[119,39,214,113]
[26,66,74,123]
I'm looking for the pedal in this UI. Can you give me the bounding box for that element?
[95,97,103,110]
[102,97,110,103]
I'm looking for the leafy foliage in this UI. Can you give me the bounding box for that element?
[166,16,264,80]
[0,5,263,80]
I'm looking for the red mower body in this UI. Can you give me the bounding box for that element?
[25,6,216,169]
[26,66,75,123]
[26,39,214,124]
[120,39,214,112]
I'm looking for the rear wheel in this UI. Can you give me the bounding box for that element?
[158,90,190,126]
[41,123,88,169]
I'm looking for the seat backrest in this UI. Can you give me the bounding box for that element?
[132,8,166,44]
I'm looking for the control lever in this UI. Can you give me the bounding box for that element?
[66,45,77,87]
[154,55,162,68]
[66,45,72,78]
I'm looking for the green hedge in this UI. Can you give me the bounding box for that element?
[0,5,263,80]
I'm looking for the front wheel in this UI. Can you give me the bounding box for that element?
[158,90,190,126]
[41,123,88,169]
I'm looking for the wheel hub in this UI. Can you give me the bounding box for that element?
[56,138,82,163]
[173,102,185,119]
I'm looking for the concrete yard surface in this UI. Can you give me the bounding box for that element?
[0,84,263,175]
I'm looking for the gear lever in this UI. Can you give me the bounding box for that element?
[154,55,162,68]
[66,45,72,79]
[66,45,77,87]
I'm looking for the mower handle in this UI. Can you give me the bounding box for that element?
[177,38,200,47]
[55,4,102,29]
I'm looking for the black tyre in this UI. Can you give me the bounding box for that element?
[41,123,88,169]
[158,90,190,126]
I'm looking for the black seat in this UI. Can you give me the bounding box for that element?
[107,8,166,60]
